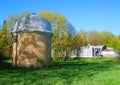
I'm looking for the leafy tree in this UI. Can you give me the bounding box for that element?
[107,35,120,63]
[86,31,113,46]
[99,31,113,46]
[0,21,12,58]
[40,10,66,31]
[6,14,18,32]
[39,10,75,60]
[0,11,29,60]
[60,32,72,59]
[72,30,87,49]
[117,35,120,40]
[87,31,104,45]
[107,36,120,50]
[72,30,87,56]
[66,21,76,35]
[6,11,29,31]
[78,30,87,46]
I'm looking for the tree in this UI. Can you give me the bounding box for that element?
[72,30,87,49]
[87,31,104,45]
[117,35,120,40]
[0,21,12,58]
[99,31,113,46]
[40,10,66,31]
[60,32,72,59]
[6,14,18,32]
[39,10,75,60]
[6,11,29,31]
[107,36,120,50]
[66,21,76,35]
[72,30,87,56]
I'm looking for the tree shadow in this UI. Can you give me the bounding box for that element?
[0,59,13,70]
[0,58,117,85]
[55,59,114,71]
[51,59,115,77]
[0,58,115,73]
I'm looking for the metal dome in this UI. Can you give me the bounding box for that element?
[12,13,52,34]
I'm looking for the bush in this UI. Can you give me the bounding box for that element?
[114,51,120,63]
[115,56,120,63]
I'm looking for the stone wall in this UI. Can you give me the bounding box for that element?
[12,33,52,67]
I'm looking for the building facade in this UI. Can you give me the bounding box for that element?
[78,45,104,57]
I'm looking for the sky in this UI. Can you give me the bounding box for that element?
[0,0,120,35]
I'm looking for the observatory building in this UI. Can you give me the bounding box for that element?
[12,13,52,67]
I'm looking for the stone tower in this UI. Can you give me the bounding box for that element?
[12,13,52,67]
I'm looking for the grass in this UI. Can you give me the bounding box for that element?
[0,57,120,85]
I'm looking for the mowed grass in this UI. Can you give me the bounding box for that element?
[0,57,120,85]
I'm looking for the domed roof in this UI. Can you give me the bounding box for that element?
[12,13,52,34]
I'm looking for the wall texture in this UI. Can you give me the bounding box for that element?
[12,33,52,67]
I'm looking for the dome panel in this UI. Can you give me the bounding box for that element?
[12,13,52,34]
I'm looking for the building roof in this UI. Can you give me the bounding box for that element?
[102,47,116,51]
[12,13,52,34]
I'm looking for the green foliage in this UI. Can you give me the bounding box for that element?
[39,10,74,60]
[0,21,12,58]
[99,31,113,46]
[117,35,120,40]
[1,58,120,85]
[87,31,113,45]
[115,56,120,63]
[104,35,120,63]
[107,36,120,50]
[72,30,87,49]
[71,30,87,57]
[6,14,18,31]
[87,31,103,45]
[6,11,29,31]
[39,10,66,31]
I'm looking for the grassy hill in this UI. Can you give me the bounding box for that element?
[0,57,120,85]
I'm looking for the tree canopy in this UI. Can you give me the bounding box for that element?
[39,10,75,60]
[0,21,12,58]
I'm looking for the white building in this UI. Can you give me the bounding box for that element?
[78,45,104,57]
[100,47,118,57]
[78,45,119,58]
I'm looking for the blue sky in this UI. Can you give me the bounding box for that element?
[0,0,120,35]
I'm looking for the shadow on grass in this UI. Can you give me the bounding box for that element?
[0,58,117,85]
[0,58,115,74]
[0,60,12,69]
[0,59,42,71]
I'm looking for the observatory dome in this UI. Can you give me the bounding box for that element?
[12,13,52,34]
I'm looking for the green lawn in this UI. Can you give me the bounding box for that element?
[0,57,120,85]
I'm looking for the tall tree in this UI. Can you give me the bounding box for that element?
[117,35,120,40]
[72,30,87,49]
[87,31,104,45]
[6,11,29,31]
[0,21,12,58]
[107,36,120,50]
[39,10,74,60]
[72,30,87,56]
[99,31,113,46]
[60,32,72,59]
[7,14,18,31]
